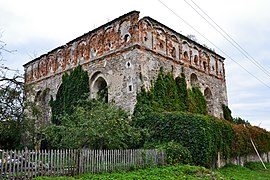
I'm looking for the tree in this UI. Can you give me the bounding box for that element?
[175,73,188,112]
[187,87,208,115]
[233,117,250,125]
[44,99,141,149]
[50,65,90,125]
[0,36,24,149]
[135,68,207,115]
[0,64,24,122]
[222,104,233,122]
[151,68,180,111]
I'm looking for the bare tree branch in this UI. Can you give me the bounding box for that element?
[0,35,24,122]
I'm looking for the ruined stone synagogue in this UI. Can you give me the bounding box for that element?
[24,11,228,125]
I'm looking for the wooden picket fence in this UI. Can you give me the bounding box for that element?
[0,149,166,179]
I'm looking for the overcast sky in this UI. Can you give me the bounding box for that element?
[1,0,270,130]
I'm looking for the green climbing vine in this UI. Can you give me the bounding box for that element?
[133,67,270,167]
[134,67,207,114]
[188,87,208,115]
[175,73,188,112]
[50,65,89,125]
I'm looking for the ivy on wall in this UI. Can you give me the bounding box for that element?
[134,111,234,167]
[188,87,208,115]
[134,67,207,115]
[133,67,270,167]
[50,65,89,125]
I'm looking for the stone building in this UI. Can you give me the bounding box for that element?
[24,11,228,125]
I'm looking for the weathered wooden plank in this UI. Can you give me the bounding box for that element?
[11,150,16,179]
[79,149,82,174]
[86,149,89,173]
[0,150,3,179]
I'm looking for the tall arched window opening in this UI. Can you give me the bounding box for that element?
[90,72,108,103]
[190,73,199,87]
[204,87,213,114]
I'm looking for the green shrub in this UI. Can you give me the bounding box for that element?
[175,73,188,112]
[45,99,141,149]
[156,141,192,165]
[233,117,250,125]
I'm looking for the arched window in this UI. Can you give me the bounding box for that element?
[90,72,108,102]
[171,47,176,58]
[34,88,51,127]
[190,73,198,87]
[35,89,50,108]
[203,61,207,71]
[194,55,198,65]
[182,42,190,61]
[184,51,189,59]
[204,87,213,114]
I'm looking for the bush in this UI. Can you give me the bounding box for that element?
[156,141,192,165]
[133,110,234,167]
[133,107,270,167]
[44,99,142,149]
[222,104,233,122]
[233,117,250,125]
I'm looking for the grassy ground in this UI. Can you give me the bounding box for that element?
[218,162,270,180]
[34,162,270,180]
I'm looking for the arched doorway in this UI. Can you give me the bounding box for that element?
[34,88,51,126]
[90,72,108,102]
[34,88,51,114]
[204,87,213,114]
[190,73,199,87]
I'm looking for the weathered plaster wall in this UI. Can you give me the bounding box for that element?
[23,10,228,125]
[137,16,227,117]
[24,11,140,85]
[137,47,227,118]
[217,152,270,168]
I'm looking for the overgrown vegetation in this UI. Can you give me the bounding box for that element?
[222,104,233,122]
[44,66,141,149]
[153,141,192,165]
[44,99,141,149]
[34,162,270,180]
[233,117,251,125]
[50,65,89,125]
[34,164,223,180]
[188,87,208,115]
[218,162,270,180]
[134,67,207,114]
[133,110,234,167]
[133,68,270,167]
